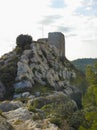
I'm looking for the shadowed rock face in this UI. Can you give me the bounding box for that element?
[0,81,6,99]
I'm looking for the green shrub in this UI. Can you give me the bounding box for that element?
[31,84,54,95]
[15,88,23,94]
[68,111,84,130]
[18,97,29,103]
[50,117,62,127]
[32,113,43,121]
[28,105,37,113]
[0,109,2,115]
[15,46,23,54]
[32,100,40,108]
[14,119,23,125]
[0,55,19,98]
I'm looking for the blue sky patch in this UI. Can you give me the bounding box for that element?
[50,0,65,8]
[75,1,97,16]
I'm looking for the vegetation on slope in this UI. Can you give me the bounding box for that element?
[0,54,19,99]
[72,58,97,73]
[79,62,97,130]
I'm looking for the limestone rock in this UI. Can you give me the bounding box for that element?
[14,80,32,91]
[16,61,34,82]
[22,92,30,98]
[0,115,13,130]
[13,38,79,107]
[3,107,33,122]
[9,119,59,130]
[3,106,59,130]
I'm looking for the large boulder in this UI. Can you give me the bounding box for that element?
[0,100,23,112]
[3,107,32,121]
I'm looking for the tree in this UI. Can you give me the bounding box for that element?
[86,66,97,85]
[16,34,33,49]
[79,62,97,130]
[94,61,97,70]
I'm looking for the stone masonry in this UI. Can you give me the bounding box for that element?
[48,32,65,57]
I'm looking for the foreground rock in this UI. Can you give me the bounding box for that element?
[0,115,14,130]
[0,92,78,130]
[3,107,60,130]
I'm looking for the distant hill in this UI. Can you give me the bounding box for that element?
[72,58,97,73]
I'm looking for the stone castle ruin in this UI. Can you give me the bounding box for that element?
[38,32,65,57]
[48,32,65,57]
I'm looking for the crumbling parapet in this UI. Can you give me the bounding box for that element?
[48,32,65,57]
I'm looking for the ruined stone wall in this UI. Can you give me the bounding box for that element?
[48,32,65,57]
[37,38,48,44]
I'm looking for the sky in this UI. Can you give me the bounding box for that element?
[0,0,97,60]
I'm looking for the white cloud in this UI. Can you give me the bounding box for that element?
[0,0,97,60]
[64,0,83,14]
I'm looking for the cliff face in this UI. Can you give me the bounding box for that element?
[14,41,76,97]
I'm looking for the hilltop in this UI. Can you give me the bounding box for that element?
[0,33,87,130]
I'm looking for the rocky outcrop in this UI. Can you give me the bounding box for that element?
[0,33,80,102]
[27,92,78,111]
[0,33,86,130]
[12,39,82,110]
[14,41,76,96]
[2,106,60,130]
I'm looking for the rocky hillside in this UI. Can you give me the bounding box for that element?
[0,34,87,130]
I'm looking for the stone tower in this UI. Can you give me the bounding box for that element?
[48,32,65,57]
